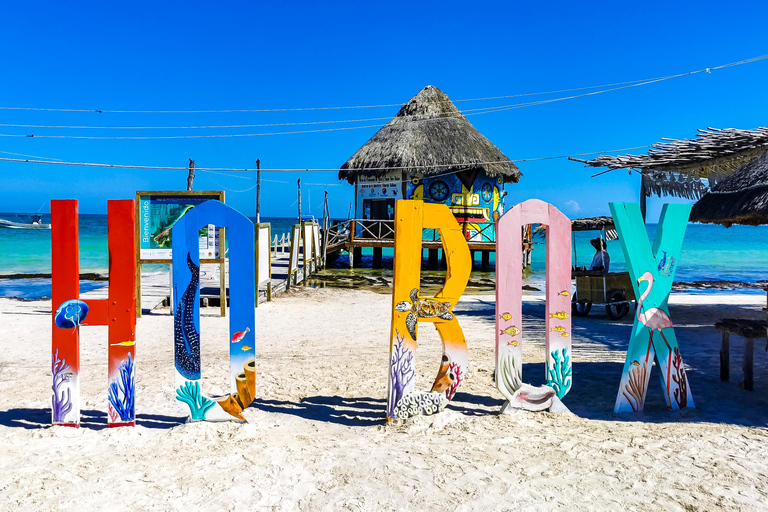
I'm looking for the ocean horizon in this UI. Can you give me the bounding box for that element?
[1,211,767,300]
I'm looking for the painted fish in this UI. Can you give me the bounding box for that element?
[550,326,566,332]
[558,290,570,296]
[54,299,89,329]
[507,340,519,347]
[231,327,251,344]
[549,312,569,320]
[60,371,76,382]
[559,332,569,337]
[631,360,640,366]
[499,312,513,321]
[500,325,521,336]
[241,345,252,351]
[110,341,136,347]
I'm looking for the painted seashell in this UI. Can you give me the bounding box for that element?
[54,299,89,329]
[510,383,557,412]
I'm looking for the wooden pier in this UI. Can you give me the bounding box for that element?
[323,219,533,270]
[116,235,318,316]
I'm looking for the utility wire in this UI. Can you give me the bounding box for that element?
[0,149,62,161]
[0,54,762,140]
[0,101,524,130]
[0,53,764,116]
[0,145,650,172]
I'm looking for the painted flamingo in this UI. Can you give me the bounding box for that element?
[637,271,674,393]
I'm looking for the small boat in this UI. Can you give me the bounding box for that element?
[0,214,51,229]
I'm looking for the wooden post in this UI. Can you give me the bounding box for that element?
[297,178,301,224]
[720,332,730,382]
[639,172,647,223]
[187,159,195,191]
[256,159,261,224]
[353,247,363,268]
[373,247,383,268]
[322,191,329,269]
[220,260,226,317]
[348,221,356,269]
[428,249,438,270]
[482,251,490,271]
[743,338,754,391]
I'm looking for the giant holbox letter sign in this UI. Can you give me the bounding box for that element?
[172,200,256,422]
[387,200,471,420]
[496,199,572,410]
[51,199,136,427]
[609,202,694,413]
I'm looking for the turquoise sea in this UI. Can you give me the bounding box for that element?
[1,212,767,299]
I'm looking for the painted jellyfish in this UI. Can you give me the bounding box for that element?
[54,299,89,329]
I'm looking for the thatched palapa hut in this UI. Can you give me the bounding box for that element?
[339,85,520,242]
[690,150,768,227]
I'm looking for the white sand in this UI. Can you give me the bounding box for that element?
[1,286,767,510]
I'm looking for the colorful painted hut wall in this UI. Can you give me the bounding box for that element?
[406,170,504,242]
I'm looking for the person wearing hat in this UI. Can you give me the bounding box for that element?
[590,237,610,274]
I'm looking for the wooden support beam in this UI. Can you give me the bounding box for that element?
[428,249,438,270]
[743,338,754,391]
[720,332,730,382]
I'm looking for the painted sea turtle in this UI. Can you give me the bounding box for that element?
[395,288,454,341]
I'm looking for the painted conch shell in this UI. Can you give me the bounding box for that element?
[508,383,556,412]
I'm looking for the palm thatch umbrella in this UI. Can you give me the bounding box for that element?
[691,150,768,335]
[339,85,521,183]
[690,150,768,227]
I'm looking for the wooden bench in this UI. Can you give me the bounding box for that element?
[715,318,768,391]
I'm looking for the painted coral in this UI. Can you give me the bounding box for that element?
[388,330,414,419]
[445,361,462,401]
[176,381,215,421]
[546,348,572,399]
[107,353,135,422]
[392,391,446,419]
[498,350,522,402]
[672,347,688,408]
[52,348,73,423]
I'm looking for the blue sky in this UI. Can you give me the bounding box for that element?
[1,1,767,219]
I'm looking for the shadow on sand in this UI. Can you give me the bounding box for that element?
[250,396,385,427]
[0,408,186,430]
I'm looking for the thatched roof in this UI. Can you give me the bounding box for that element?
[690,150,768,227]
[571,216,618,240]
[571,127,768,178]
[339,86,521,184]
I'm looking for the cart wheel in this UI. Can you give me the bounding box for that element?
[572,301,592,317]
[605,289,629,320]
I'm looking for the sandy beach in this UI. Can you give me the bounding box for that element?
[0,285,766,510]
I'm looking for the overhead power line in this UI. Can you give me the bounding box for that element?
[0,53,765,116]
[0,145,650,172]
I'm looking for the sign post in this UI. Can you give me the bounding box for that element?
[134,191,225,317]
